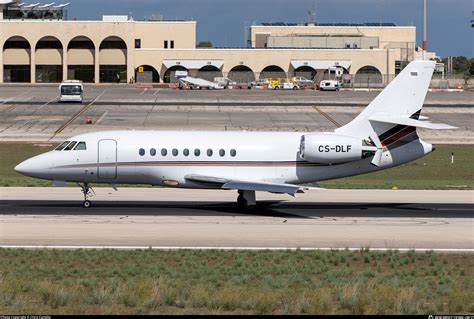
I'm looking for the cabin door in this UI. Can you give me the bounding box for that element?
[97,139,117,179]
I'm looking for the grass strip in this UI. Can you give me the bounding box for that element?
[0,249,472,314]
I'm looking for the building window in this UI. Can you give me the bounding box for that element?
[150,148,156,156]
[170,40,174,49]
[219,149,225,157]
[164,40,168,49]
[135,39,141,49]
[230,149,236,157]
[194,149,200,156]
[183,149,189,156]
[161,148,167,156]
[139,148,145,156]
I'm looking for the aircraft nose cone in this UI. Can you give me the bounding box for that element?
[14,153,53,178]
[15,158,37,177]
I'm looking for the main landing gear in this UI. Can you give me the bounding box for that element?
[237,190,256,209]
[78,182,95,208]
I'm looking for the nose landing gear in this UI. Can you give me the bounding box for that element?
[78,182,95,208]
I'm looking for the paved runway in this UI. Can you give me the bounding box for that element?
[0,86,472,143]
[1,188,472,250]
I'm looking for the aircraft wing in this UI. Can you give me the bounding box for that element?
[185,174,319,195]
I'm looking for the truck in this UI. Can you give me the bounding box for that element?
[271,78,299,90]
[214,77,237,89]
[319,80,340,91]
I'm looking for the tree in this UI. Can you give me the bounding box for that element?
[442,56,472,76]
[197,41,213,48]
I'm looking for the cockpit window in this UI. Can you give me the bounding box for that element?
[64,141,77,151]
[55,141,70,151]
[74,142,87,151]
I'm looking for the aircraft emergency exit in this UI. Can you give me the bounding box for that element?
[15,61,455,208]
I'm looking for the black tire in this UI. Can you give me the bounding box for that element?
[83,200,92,208]
[237,194,247,209]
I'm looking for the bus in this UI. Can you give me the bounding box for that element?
[59,80,83,103]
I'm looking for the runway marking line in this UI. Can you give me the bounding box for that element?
[313,106,342,128]
[1,245,472,253]
[52,90,107,136]
[38,95,59,110]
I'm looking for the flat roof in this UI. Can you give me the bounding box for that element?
[260,22,397,27]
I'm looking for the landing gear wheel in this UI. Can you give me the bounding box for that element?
[83,200,92,208]
[78,182,95,208]
[237,193,248,209]
[237,190,256,210]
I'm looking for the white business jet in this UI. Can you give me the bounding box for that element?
[15,61,455,208]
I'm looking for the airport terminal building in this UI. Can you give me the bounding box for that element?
[1,0,421,85]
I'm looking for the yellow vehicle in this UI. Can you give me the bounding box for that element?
[269,78,299,90]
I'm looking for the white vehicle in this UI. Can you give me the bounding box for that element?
[59,80,83,102]
[319,80,340,91]
[274,82,299,90]
[179,76,223,90]
[292,76,314,87]
[214,77,237,88]
[249,79,270,88]
[16,61,455,209]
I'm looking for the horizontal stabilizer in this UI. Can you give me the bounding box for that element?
[369,113,457,130]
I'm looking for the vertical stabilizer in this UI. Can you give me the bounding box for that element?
[336,60,436,138]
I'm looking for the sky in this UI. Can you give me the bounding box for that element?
[63,0,473,58]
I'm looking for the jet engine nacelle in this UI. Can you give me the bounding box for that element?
[299,133,363,164]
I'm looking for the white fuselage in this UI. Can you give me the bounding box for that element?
[15,130,433,188]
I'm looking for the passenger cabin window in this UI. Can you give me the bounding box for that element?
[74,142,87,150]
[172,149,178,156]
[55,141,70,151]
[230,149,237,157]
[207,149,213,157]
[219,149,225,157]
[139,148,145,156]
[183,148,189,156]
[164,40,168,49]
[161,148,167,156]
[150,148,156,156]
[64,141,77,151]
[194,149,200,156]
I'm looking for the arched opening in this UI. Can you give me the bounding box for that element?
[2,36,31,83]
[293,66,316,81]
[164,65,188,83]
[35,36,63,83]
[260,65,286,80]
[354,65,383,86]
[99,36,127,83]
[195,65,223,82]
[228,65,255,84]
[67,36,95,83]
[135,65,160,83]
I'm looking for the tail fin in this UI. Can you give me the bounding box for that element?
[336,60,456,167]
